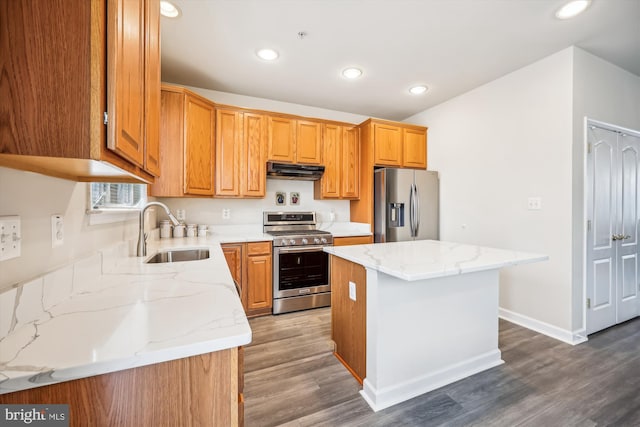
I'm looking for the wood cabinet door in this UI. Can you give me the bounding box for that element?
[246,253,272,313]
[143,0,161,176]
[373,123,402,166]
[318,124,342,198]
[296,120,322,164]
[184,95,215,195]
[267,116,295,163]
[342,126,360,199]
[222,243,245,308]
[242,113,266,197]
[215,109,242,196]
[403,127,427,169]
[333,236,373,246]
[107,0,145,167]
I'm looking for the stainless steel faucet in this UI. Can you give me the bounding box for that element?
[137,202,180,257]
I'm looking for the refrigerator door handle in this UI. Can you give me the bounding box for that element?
[409,184,417,237]
[414,184,420,236]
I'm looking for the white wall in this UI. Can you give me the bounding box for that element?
[571,49,640,329]
[0,167,139,292]
[406,48,575,331]
[159,179,350,226]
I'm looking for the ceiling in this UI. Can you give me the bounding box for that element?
[161,0,640,121]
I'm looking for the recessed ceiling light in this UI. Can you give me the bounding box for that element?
[342,68,363,79]
[555,0,591,19]
[409,85,429,95]
[257,48,279,61]
[160,1,180,18]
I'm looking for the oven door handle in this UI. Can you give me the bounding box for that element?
[276,245,327,253]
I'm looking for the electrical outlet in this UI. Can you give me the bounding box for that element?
[51,214,64,247]
[527,197,542,210]
[176,209,186,221]
[222,209,231,220]
[0,215,21,261]
[349,281,356,301]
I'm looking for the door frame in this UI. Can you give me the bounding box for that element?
[583,117,640,335]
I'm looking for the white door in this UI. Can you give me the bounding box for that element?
[617,133,640,323]
[586,125,640,335]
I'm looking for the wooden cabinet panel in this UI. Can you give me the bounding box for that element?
[184,95,216,195]
[0,349,240,427]
[403,127,427,169]
[315,124,360,200]
[242,113,266,197]
[342,126,360,199]
[222,243,245,308]
[246,253,273,313]
[333,236,373,246]
[373,123,402,166]
[246,241,271,256]
[331,255,367,383]
[317,124,342,198]
[268,116,295,163]
[143,0,161,177]
[222,241,272,318]
[296,120,322,164]
[107,0,146,167]
[216,109,242,196]
[0,0,157,183]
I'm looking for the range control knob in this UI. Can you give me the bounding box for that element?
[320,237,328,244]
[301,238,308,245]
[281,239,289,246]
[289,239,297,245]
[314,238,321,244]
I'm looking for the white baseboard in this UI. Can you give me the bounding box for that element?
[499,308,587,345]
[360,350,503,412]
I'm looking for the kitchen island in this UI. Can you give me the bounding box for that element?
[324,240,547,411]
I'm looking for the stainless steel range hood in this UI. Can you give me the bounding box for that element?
[266,162,325,181]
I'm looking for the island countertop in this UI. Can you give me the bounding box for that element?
[324,240,548,281]
[0,238,252,395]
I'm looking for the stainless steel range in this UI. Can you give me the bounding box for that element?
[263,211,333,314]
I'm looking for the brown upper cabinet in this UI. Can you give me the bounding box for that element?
[350,118,428,229]
[215,108,266,198]
[0,0,160,183]
[366,119,427,168]
[267,116,322,165]
[314,125,360,200]
[149,85,216,197]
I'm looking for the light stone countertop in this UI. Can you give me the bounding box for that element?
[0,238,252,395]
[324,240,548,281]
[0,221,372,395]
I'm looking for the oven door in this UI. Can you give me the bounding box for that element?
[273,245,330,298]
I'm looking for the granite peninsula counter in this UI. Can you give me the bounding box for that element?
[324,240,548,412]
[0,235,267,425]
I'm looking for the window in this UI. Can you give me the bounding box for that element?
[87,183,147,224]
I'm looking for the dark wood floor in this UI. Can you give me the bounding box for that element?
[244,308,640,426]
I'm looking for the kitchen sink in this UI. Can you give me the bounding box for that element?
[145,249,210,264]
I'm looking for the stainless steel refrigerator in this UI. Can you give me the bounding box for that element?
[374,168,439,242]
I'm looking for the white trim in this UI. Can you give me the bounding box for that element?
[499,307,587,345]
[360,350,503,412]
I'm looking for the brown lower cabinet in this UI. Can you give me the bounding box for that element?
[0,348,243,427]
[333,235,373,246]
[330,255,367,384]
[222,242,273,317]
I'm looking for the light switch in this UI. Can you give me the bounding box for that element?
[349,281,356,301]
[0,215,21,261]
